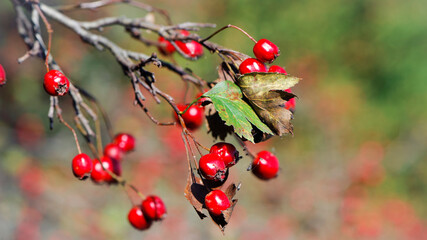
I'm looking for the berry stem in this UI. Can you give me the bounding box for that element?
[55,108,82,154]
[94,113,103,155]
[201,24,257,44]
[178,97,201,115]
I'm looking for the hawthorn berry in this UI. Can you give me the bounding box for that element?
[284,88,295,111]
[104,143,123,161]
[0,64,6,86]
[128,206,152,230]
[251,151,280,180]
[199,153,227,181]
[114,133,135,152]
[43,70,70,96]
[210,142,239,167]
[142,195,167,221]
[239,58,267,75]
[268,65,287,75]
[204,190,231,216]
[175,30,204,58]
[157,36,176,55]
[253,39,280,63]
[72,153,93,180]
[90,156,115,183]
[174,104,204,131]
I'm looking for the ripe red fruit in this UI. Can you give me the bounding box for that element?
[239,58,267,75]
[251,151,280,180]
[253,39,280,63]
[72,153,93,180]
[114,133,135,152]
[104,143,123,161]
[128,206,152,230]
[90,156,115,183]
[284,88,295,111]
[0,64,6,86]
[199,153,227,181]
[204,190,231,216]
[268,65,287,75]
[157,36,176,55]
[174,104,204,131]
[209,142,239,167]
[43,70,70,96]
[175,30,204,58]
[142,195,167,221]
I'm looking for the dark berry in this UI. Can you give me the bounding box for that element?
[0,64,6,86]
[251,151,280,180]
[268,65,287,75]
[43,70,70,96]
[114,133,135,152]
[72,153,93,180]
[174,104,204,131]
[141,195,167,221]
[104,143,123,161]
[175,30,204,58]
[157,36,176,55]
[284,88,295,111]
[128,206,152,230]
[204,190,231,216]
[210,142,239,167]
[90,156,114,183]
[239,58,267,75]
[199,153,227,181]
[253,39,280,63]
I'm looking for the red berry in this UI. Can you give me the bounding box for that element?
[210,142,239,168]
[43,70,70,96]
[0,64,6,86]
[251,151,280,180]
[204,190,230,216]
[174,104,204,131]
[284,88,295,111]
[128,206,152,230]
[141,195,167,221]
[90,156,114,183]
[72,153,93,180]
[253,39,280,63]
[239,58,267,75]
[104,143,123,161]
[114,133,135,152]
[157,36,176,55]
[199,153,227,181]
[176,30,204,58]
[268,65,287,75]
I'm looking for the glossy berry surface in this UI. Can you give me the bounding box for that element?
[90,156,114,183]
[175,30,204,58]
[0,64,6,86]
[104,143,123,161]
[284,88,295,111]
[239,58,267,75]
[128,206,152,230]
[210,142,239,167]
[174,104,204,131]
[43,70,70,96]
[268,65,287,75]
[252,151,280,180]
[142,195,167,221]
[199,153,227,181]
[114,133,135,152]
[72,153,93,180]
[253,39,280,63]
[157,36,176,55]
[205,190,231,216]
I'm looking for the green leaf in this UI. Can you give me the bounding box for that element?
[237,72,301,136]
[203,81,273,143]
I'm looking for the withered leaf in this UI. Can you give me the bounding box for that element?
[203,81,274,143]
[237,72,301,136]
[210,182,240,233]
[184,173,209,219]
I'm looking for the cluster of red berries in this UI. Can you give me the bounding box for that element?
[239,39,295,111]
[128,195,167,230]
[43,69,70,96]
[0,64,6,86]
[158,30,204,58]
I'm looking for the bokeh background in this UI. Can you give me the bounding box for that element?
[1,0,427,239]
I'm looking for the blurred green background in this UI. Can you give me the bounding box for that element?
[1,0,426,239]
